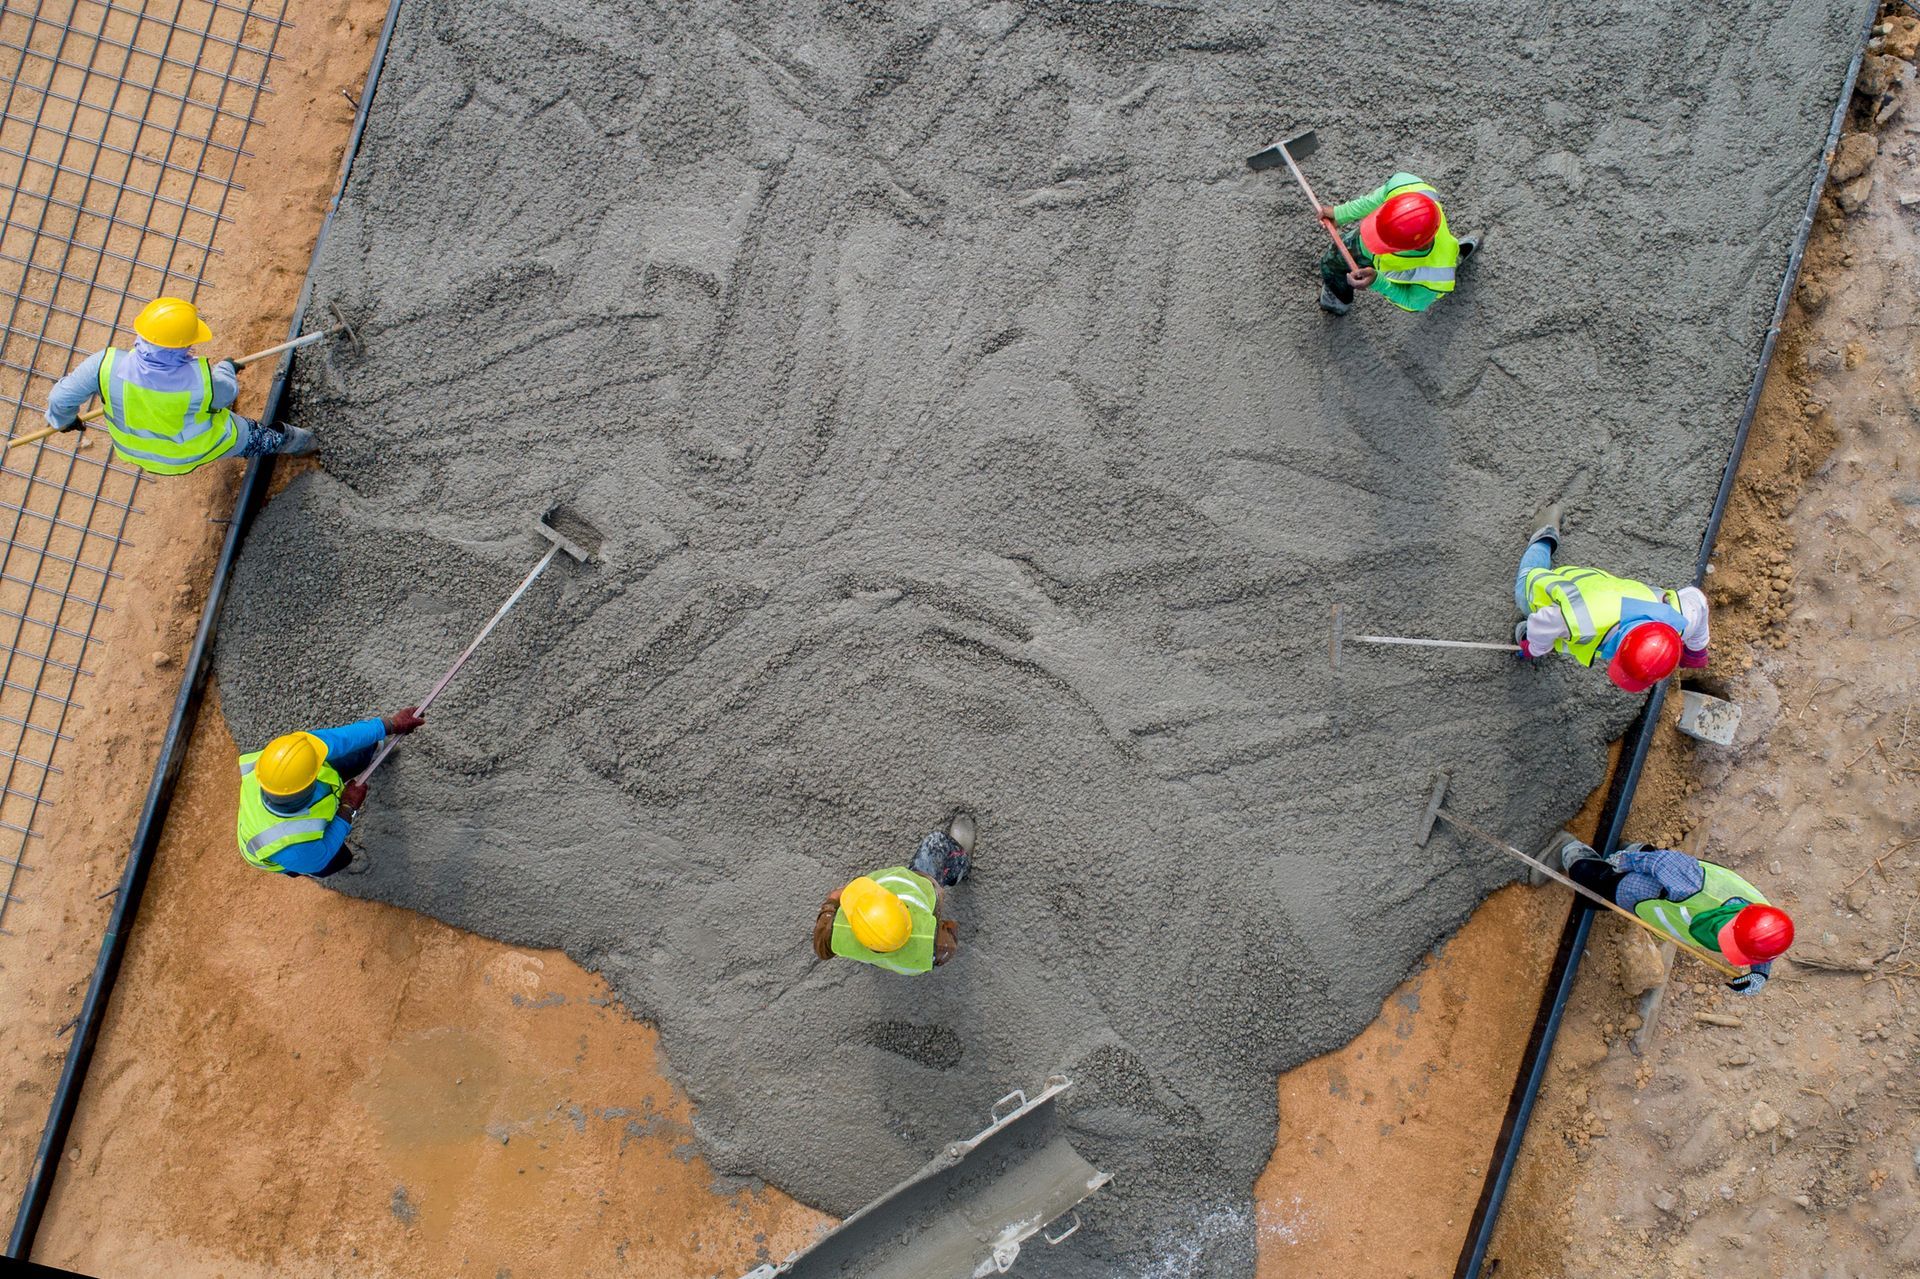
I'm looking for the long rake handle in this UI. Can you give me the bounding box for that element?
[352,544,560,786]
[1278,146,1362,275]
[1354,634,1520,653]
[6,328,340,452]
[1437,806,1741,978]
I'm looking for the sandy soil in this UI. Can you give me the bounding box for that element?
[1489,22,1920,1276]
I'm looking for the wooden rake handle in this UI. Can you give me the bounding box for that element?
[1440,806,1742,978]
[6,328,339,452]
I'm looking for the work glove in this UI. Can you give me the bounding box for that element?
[1347,266,1377,289]
[1725,970,1767,997]
[1512,621,1534,661]
[1679,646,1709,669]
[339,779,368,813]
[46,412,83,433]
[383,706,426,735]
[933,919,959,967]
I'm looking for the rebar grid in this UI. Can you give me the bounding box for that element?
[0,0,289,935]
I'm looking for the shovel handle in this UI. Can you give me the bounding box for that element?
[1277,145,1362,275]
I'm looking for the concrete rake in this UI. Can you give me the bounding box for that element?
[1415,772,1740,977]
[1246,127,1364,278]
[353,504,602,786]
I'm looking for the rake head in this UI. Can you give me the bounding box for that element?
[1246,128,1318,171]
[1416,772,1450,847]
[536,503,603,564]
[326,301,366,355]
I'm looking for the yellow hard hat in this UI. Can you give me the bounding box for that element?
[255,732,327,799]
[842,876,912,953]
[133,297,212,348]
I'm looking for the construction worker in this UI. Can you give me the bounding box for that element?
[1558,838,1793,995]
[236,708,425,877]
[1514,503,1710,692]
[1315,172,1477,316]
[42,297,315,474]
[812,815,976,974]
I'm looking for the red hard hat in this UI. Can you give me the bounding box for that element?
[1606,622,1682,693]
[1359,191,1440,254]
[1719,904,1794,966]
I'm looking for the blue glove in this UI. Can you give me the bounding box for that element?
[1726,971,1767,997]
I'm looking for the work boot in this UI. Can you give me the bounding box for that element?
[1457,235,1480,262]
[1528,501,1563,552]
[1554,833,1598,873]
[1317,284,1351,316]
[275,425,318,457]
[948,812,977,855]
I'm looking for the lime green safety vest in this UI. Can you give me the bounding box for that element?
[97,347,238,475]
[1523,566,1681,667]
[1371,180,1459,308]
[235,752,343,872]
[830,866,938,975]
[1634,862,1767,956]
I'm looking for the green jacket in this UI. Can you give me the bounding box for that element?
[1332,172,1456,313]
[830,866,938,975]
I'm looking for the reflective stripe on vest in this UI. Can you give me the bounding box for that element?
[829,865,938,975]
[1523,567,1677,667]
[98,347,238,475]
[1635,862,1767,954]
[1372,180,1459,301]
[235,749,343,871]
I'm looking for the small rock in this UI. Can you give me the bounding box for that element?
[1724,1049,1753,1067]
[1654,1188,1680,1215]
[1829,132,1878,184]
[150,650,173,668]
[1770,860,1784,876]
[1859,52,1902,98]
[1749,1100,1781,1134]
[1837,174,1875,215]
[1618,934,1670,997]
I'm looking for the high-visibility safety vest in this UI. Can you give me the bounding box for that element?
[97,347,238,475]
[235,751,343,872]
[1371,180,1460,309]
[1522,566,1685,667]
[830,866,938,975]
[1633,861,1767,956]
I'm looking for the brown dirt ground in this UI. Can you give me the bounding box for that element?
[1487,22,1920,1277]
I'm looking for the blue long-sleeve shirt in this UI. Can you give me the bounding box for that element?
[44,341,238,429]
[1615,848,1772,978]
[264,717,387,874]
